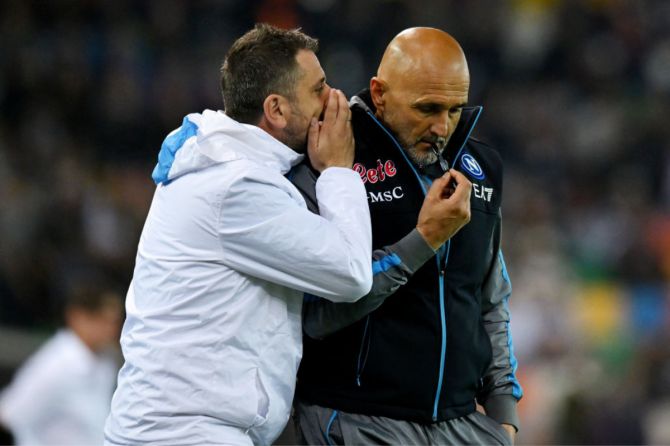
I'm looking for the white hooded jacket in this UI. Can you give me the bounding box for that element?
[104,110,372,445]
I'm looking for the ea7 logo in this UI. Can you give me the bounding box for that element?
[472,184,493,202]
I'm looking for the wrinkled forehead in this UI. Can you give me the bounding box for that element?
[296,50,325,84]
[392,61,470,103]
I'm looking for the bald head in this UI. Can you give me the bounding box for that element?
[378,27,469,86]
[370,27,470,168]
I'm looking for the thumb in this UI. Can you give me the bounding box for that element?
[426,171,452,200]
[446,170,472,202]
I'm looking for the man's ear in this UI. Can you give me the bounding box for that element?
[370,77,386,112]
[261,94,290,130]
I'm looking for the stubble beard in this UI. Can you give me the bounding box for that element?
[402,137,448,169]
[405,145,437,169]
[381,110,447,169]
[283,121,307,153]
[283,106,309,153]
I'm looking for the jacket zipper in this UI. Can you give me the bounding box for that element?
[367,111,449,421]
[430,145,450,421]
[432,242,450,420]
[431,145,450,171]
[429,107,484,418]
[355,316,371,386]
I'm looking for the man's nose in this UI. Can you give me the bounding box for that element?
[322,83,332,102]
[430,112,451,138]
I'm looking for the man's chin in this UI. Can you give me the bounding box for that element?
[406,146,437,168]
[281,128,308,154]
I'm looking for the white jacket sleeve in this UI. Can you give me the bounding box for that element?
[218,166,372,302]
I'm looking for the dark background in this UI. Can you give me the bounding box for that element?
[1,0,669,444]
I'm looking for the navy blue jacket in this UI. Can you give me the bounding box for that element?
[290,91,522,426]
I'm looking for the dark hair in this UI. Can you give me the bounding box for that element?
[65,281,122,314]
[220,23,319,124]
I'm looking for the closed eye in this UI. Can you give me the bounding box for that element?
[415,104,442,114]
[313,77,326,95]
[414,102,466,116]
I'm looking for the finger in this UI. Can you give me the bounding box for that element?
[307,117,319,152]
[344,102,352,125]
[426,172,452,200]
[448,168,467,182]
[448,169,472,190]
[445,170,472,202]
[335,89,349,120]
[441,170,455,181]
[322,89,338,125]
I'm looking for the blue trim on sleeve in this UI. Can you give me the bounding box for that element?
[499,250,523,399]
[499,250,511,285]
[372,253,402,275]
[505,314,523,399]
[325,410,339,446]
[152,116,199,185]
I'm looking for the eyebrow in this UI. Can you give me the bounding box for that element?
[412,100,468,109]
[312,76,326,89]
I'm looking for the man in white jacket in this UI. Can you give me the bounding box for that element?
[1,283,122,445]
[104,24,372,446]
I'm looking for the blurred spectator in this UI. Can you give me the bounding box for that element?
[0,281,123,445]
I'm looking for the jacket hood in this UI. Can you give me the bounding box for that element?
[152,109,304,184]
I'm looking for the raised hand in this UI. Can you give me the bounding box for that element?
[308,89,355,172]
[416,169,472,250]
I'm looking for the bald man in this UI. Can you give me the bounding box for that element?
[289,28,522,445]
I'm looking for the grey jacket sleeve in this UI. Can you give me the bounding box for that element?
[477,212,523,431]
[303,228,435,339]
[288,162,437,339]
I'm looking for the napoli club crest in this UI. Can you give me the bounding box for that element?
[460,153,485,180]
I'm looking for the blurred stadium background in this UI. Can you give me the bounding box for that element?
[1,0,669,444]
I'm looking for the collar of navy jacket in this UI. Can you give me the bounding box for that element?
[348,89,499,215]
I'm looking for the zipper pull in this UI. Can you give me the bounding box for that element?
[431,145,450,172]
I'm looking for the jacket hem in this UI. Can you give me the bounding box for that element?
[296,391,475,424]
